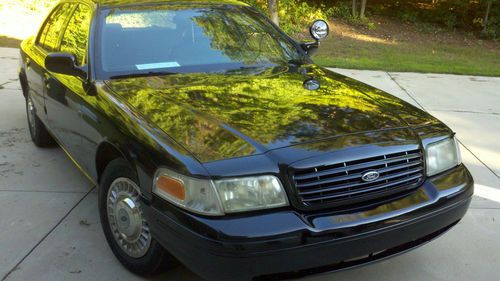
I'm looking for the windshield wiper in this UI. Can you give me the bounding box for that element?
[287,59,305,67]
[225,65,263,72]
[109,71,177,80]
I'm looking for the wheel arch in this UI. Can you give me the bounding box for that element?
[95,140,136,184]
[19,71,28,99]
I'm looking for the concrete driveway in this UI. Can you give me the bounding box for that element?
[0,46,499,281]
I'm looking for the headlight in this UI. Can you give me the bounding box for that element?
[153,169,288,215]
[425,137,461,176]
[214,175,288,213]
[153,168,224,216]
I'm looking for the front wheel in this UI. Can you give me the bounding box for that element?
[98,159,176,275]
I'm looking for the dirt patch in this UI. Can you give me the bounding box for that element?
[469,77,490,82]
[325,16,499,51]
[79,219,91,227]
[0,128,32,178]
[0,161,15,178]
[0,128,30,147]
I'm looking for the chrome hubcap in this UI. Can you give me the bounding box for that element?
[107,178,151,258]
[27,97,36,134]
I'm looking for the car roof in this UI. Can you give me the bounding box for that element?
[85,0,248,8]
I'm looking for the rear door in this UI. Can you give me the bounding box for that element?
[25,3,74,125]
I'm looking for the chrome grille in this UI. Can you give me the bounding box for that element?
[292,149,424,208]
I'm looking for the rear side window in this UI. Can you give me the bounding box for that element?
[60,4,92,65]
[37,3,74,52]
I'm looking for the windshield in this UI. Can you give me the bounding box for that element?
[96,4,303,79]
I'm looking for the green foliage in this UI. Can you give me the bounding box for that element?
[366,21,376,30]
[329,1,352,20]
[397,10,418,23]
[311,1,377,30]
[481,18,500,39]
[279,0,334,33]
[443,13,458,28]
[242,0,334,34]
[371,0,499,35]
[481,1,500,39]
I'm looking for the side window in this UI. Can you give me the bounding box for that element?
[60,4,92,66]
[37,3,74,52]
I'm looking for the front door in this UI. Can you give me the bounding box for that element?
[44,3,92,166]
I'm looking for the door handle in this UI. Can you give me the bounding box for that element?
[43,73,51,89]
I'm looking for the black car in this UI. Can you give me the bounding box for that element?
[18,0,473,280]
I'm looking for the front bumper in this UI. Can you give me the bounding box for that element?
[143,164,473,281]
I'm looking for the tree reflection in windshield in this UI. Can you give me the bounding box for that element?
[97,4,302,79]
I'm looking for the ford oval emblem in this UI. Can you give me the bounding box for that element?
[361,170,380,182]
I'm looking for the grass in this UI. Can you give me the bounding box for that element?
[314,38,500,77]
[311,20,500,77]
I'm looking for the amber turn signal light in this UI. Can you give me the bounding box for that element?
[156,176,186,201]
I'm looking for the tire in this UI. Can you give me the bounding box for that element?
[98,158,176,275]
[25,91,53,147]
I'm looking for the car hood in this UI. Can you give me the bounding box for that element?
[104,65,438,162]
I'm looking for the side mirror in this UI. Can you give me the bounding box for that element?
[300,41,320,56]
[45,53,86,79]
[310,20,329,41]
